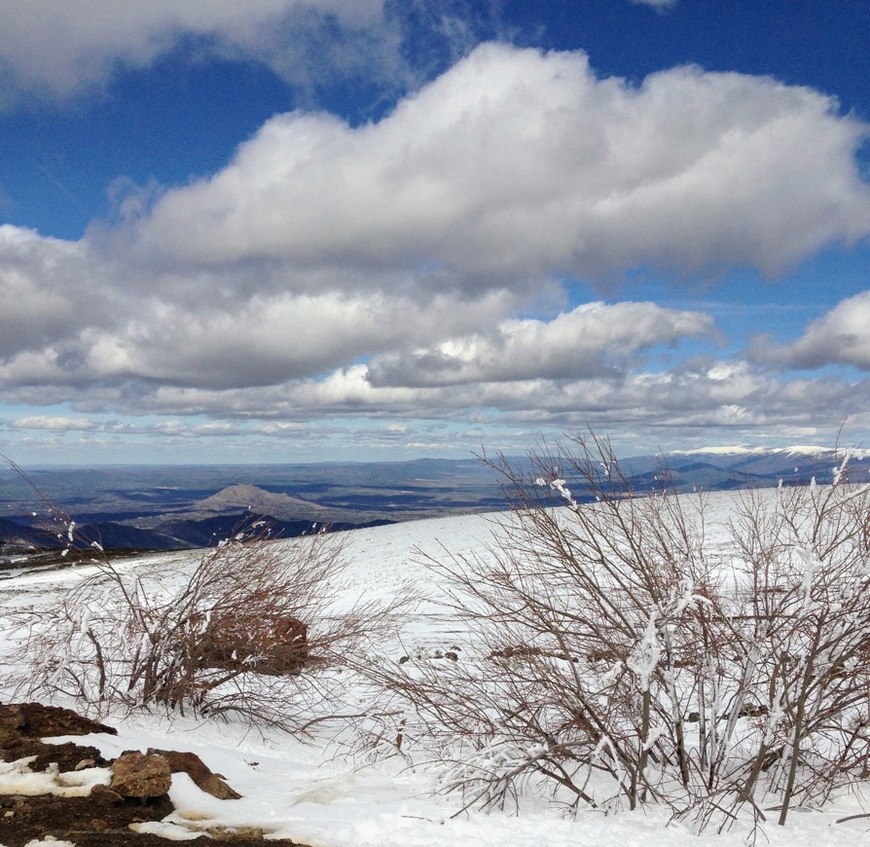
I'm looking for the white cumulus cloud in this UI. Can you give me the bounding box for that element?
[0,0,386,105]
[130,44,870,282]
[367,302,715,387]
[752,291,870,370]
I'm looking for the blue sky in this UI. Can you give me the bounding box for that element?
[0,0,868,465]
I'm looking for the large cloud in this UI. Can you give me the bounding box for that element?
[0,272,518,390]
[0,226,96,358]
[130,44,870,282]
[0,1,386,104]
[367,302,715,386]
[752,291,870,370]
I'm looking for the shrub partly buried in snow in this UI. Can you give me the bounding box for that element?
[15,517,404,732]
[363,432,870,832]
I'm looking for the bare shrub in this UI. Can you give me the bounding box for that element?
[720,477,870,826]
[15,517,403,732]
[361,432,870,831]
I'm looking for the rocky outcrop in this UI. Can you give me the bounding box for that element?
[0,702,242,803]
[110,751,172,799]
[147,748,241,800]
[0,703,115,771]
[0,702,309,846]
[0,702,117,739]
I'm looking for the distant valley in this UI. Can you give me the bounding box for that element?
[1,448,865,566]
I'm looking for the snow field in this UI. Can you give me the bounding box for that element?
[1,490,868,845]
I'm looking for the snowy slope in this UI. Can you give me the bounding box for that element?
[1,491,868,846]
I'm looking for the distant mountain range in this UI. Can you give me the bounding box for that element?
[1,447,865,565]
[631,445,868,490]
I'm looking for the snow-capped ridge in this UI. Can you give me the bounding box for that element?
[669,445,870,460]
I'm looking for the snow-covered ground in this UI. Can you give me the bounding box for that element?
[1,491,868,846]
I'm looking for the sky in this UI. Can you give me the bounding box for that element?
[0,0,868,465]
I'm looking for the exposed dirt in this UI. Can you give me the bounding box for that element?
[0,703,311,846]
[1,791,174,847]
[0,791,314,846]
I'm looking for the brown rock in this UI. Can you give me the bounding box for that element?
[0,703,116,738]
[90,783,124,805]
[0,705,25,733]
[0,736,107,771]
[110,751,172,798]
[32,741,108,773]
[148,748,241,800]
